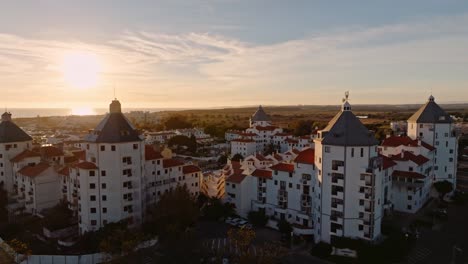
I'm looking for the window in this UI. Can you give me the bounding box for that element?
[90,183,96,189]
[449,149,454,154]
[449,158,453,162]
[103,208,107,213]
[100,145,105,151]
[289,183,292,188]
[232,184,236,189]
[325,146,330,153]
[102,195,107,201]
[360,148,364,157]
[419,124,423,128]
[407,205,412,210]
[408,195,412,200]
[359,225,363,231]
[91,220,97,226]
[274,180,278,185]
[297,184,300,190]
[133,144,138,150]
[351,148,354,157]
[102,183,106,189]
[90,195,96,201]
[101,170,106,176]
[90,208,96,213]
[111,145,116,151]
[89,171,95,177]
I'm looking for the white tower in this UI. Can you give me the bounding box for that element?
[0,112,33,193]
[78,99,145,233]
[407,95,458,186]
[314,92,383,243]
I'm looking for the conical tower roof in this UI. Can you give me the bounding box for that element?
[318,93,378,146]
[0,112,32,143]
[85,100,142,143]
[408,95,452,123]
[251,105,271,122]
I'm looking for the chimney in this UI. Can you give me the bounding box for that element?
[400,152,404,158]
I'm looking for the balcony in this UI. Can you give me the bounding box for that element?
[292,224,314,235]
[277,190,288,202]
[331,229,343,236]
[331,203,343,211]
[259,182,267,188]
[331,191,344,199]
[330,215,342,223]
[301,179,310,185]
[332,178,344,186]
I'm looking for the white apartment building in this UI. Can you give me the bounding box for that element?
[201,170,225,199]
[406,95,458,186]
[0,112,34,193]
[226,106,314,157]
[314,94,384,243]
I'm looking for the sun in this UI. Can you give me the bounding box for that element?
[60,51,101,89]
[71,106,95,116]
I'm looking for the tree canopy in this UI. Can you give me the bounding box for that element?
[231,153,244,162]
[433,180,453,199]
[167,135,197,153]
[164,115,193,130]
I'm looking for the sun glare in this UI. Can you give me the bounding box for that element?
[60,51,101,89]
[71,106,95,116]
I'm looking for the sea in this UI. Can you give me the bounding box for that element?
[6,108,186,118]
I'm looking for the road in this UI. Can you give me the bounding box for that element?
[406,201,468,264]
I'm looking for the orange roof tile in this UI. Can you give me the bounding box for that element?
[10,149,40,163]
[392,170,425,179]
[270,163,295,173]
[145,145,163,160]
[18,162,50,178]
[40,146,64,157]
[294,148,315,165]
[75,161,98,170]
[226,173,247,183]
[251,169,272,179]
[163,158,185,168]
[183,164,201,174]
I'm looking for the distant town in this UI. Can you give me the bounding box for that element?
[0,94,467,264]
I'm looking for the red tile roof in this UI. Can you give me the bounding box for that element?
[270,163,295,173]
[58,166,70,176]
[226,173,247,183]
[274,133,292,137]
[285,138,299,143]
[75,161,98,170]
[72,150,86,161]
[292,149,301,154]
[251,169,272,179]
[274,154,283,161]
[145,145,163,160]
[64,155,78,164]
[239,132,257,137]
[40,146,64,157]
[232,139,255,143]
[183,164,201,174]
[256,153,267,161]
[382,135,435,151]
[18,162,50,178]
[10,149,40,163]
[391,151,430,166]
[392,170,425,179]
[163,158,185,168]
[294,148,315,165]
[379,154,397,169]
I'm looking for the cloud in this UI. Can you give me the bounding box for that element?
[0,13,467,107]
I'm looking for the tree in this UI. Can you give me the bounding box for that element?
[4,239,32,262]
[227,227,256,262]
[277,219,292,236]
[293,120,314,136]
[217,154,228,165]
[164,115,193,130]
[433,180,453,199]
[168,135,197,153]
[99,224,143,258]
[147,185,199,241]
[42,201,73,230]
[202,198,235,221]
[248,210,268,227]
[231,153,244,162]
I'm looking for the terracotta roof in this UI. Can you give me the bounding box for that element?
[270,163,295,173]
[145,145,163,160]
[292,149,301,154]
[285,138,299,143]
[226,173,247,183]
[239,132,257,137]
[40,146,64,157]
[379,154,397,169]
[392,170,425,179]
[183,165,201,174]
[232,139,255,143]
[75,161,98,170]
[294,148,315,165]
[274,133,292,137]
[72,150,86,161]
[163,159,185,168]
[391,151,430,166]
[18,162,50,178]
[58,166,70,176]
[64,155,78,164]
[381,135,435,151]
[10,149,40,163]
[274,154,283,161]
[256,153,267,161]
[251,169,272,179]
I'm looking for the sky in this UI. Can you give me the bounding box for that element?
[1,0,468,109]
